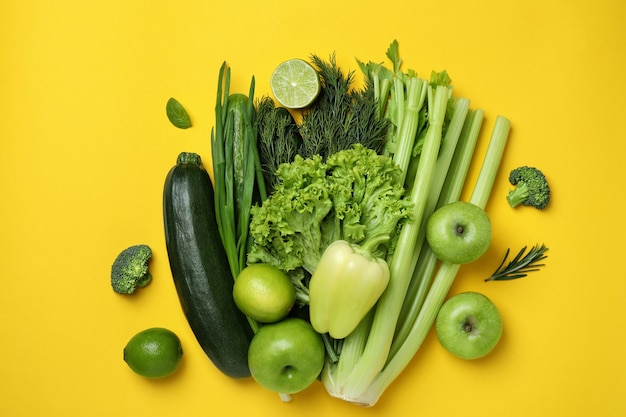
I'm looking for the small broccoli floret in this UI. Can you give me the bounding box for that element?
[506,166,550,209]
[111,244,153,294]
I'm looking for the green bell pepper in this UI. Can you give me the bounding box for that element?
[309,240,390,339]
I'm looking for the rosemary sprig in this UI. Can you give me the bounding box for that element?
[485,244,549,281]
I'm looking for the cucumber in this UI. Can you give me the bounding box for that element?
[163,152,253,379]
[226,93,249,214]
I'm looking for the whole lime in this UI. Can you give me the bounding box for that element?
[233,263,296,323]
[123,327,183,378]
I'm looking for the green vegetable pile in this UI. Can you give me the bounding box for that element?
[113,39,552,407]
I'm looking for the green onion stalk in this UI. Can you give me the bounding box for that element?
[211,62,267,334]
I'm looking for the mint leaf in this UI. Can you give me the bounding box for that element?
[166,97,192,129]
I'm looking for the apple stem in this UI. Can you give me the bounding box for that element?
[463,317,477,333]
[278,393,292,402]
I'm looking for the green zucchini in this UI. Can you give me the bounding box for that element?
[163,151,253,379]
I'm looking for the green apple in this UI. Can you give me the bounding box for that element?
[248,318,325,394]
[435,291,503,360]
[426,201,491,264]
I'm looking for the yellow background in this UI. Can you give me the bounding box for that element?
[2,0,625,416]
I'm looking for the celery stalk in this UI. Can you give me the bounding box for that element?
[392,77,428,184]
[397,97,470,278]
[468,116,511,209]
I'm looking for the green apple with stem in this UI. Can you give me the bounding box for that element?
[248,318,325,394]
[426,201,492,264]
[435,291,503,360]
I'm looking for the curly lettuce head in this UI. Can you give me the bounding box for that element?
[248,144,413,275]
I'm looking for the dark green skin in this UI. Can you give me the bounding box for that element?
[163,152,254,378]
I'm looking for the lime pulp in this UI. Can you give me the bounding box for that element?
[270,59,320,109]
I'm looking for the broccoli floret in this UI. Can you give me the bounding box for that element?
[506,166,550,209]
[111,244,153,294]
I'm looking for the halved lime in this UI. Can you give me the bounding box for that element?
[270,59,320,109]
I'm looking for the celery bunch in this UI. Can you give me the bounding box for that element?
[319,41,511,406]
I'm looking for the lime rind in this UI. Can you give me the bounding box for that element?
[270,59,320,109]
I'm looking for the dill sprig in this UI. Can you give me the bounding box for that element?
[299,53,387,160]
[256,96,302,193]
[485,244,549,281]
